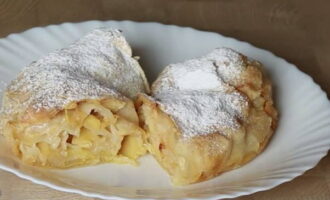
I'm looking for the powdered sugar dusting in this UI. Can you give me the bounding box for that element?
[156,91,247,137]
[208,48,246,84]
[175,67,222,91]
[152,48,246,94]
[4,28,148,113]
[152,48,248,138]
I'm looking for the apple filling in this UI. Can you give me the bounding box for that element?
[3,98,146,168]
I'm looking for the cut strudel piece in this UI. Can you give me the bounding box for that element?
[0,28,149,168]
[137,48,277,185]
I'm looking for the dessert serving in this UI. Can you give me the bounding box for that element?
[137,48,277,185]
[0,28,277,185]
[1,21,330,200]
[0,29,150,168]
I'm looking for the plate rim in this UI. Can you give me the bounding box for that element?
[0,19,329,200]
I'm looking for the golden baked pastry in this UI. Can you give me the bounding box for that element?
[137,48,277,185]
[0,29,150,168]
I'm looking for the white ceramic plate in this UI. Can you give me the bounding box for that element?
[0,20,329,200]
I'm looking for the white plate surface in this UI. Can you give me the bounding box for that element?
[0,20,329,200]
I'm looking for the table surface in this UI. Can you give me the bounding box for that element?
[0,0,329,199]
